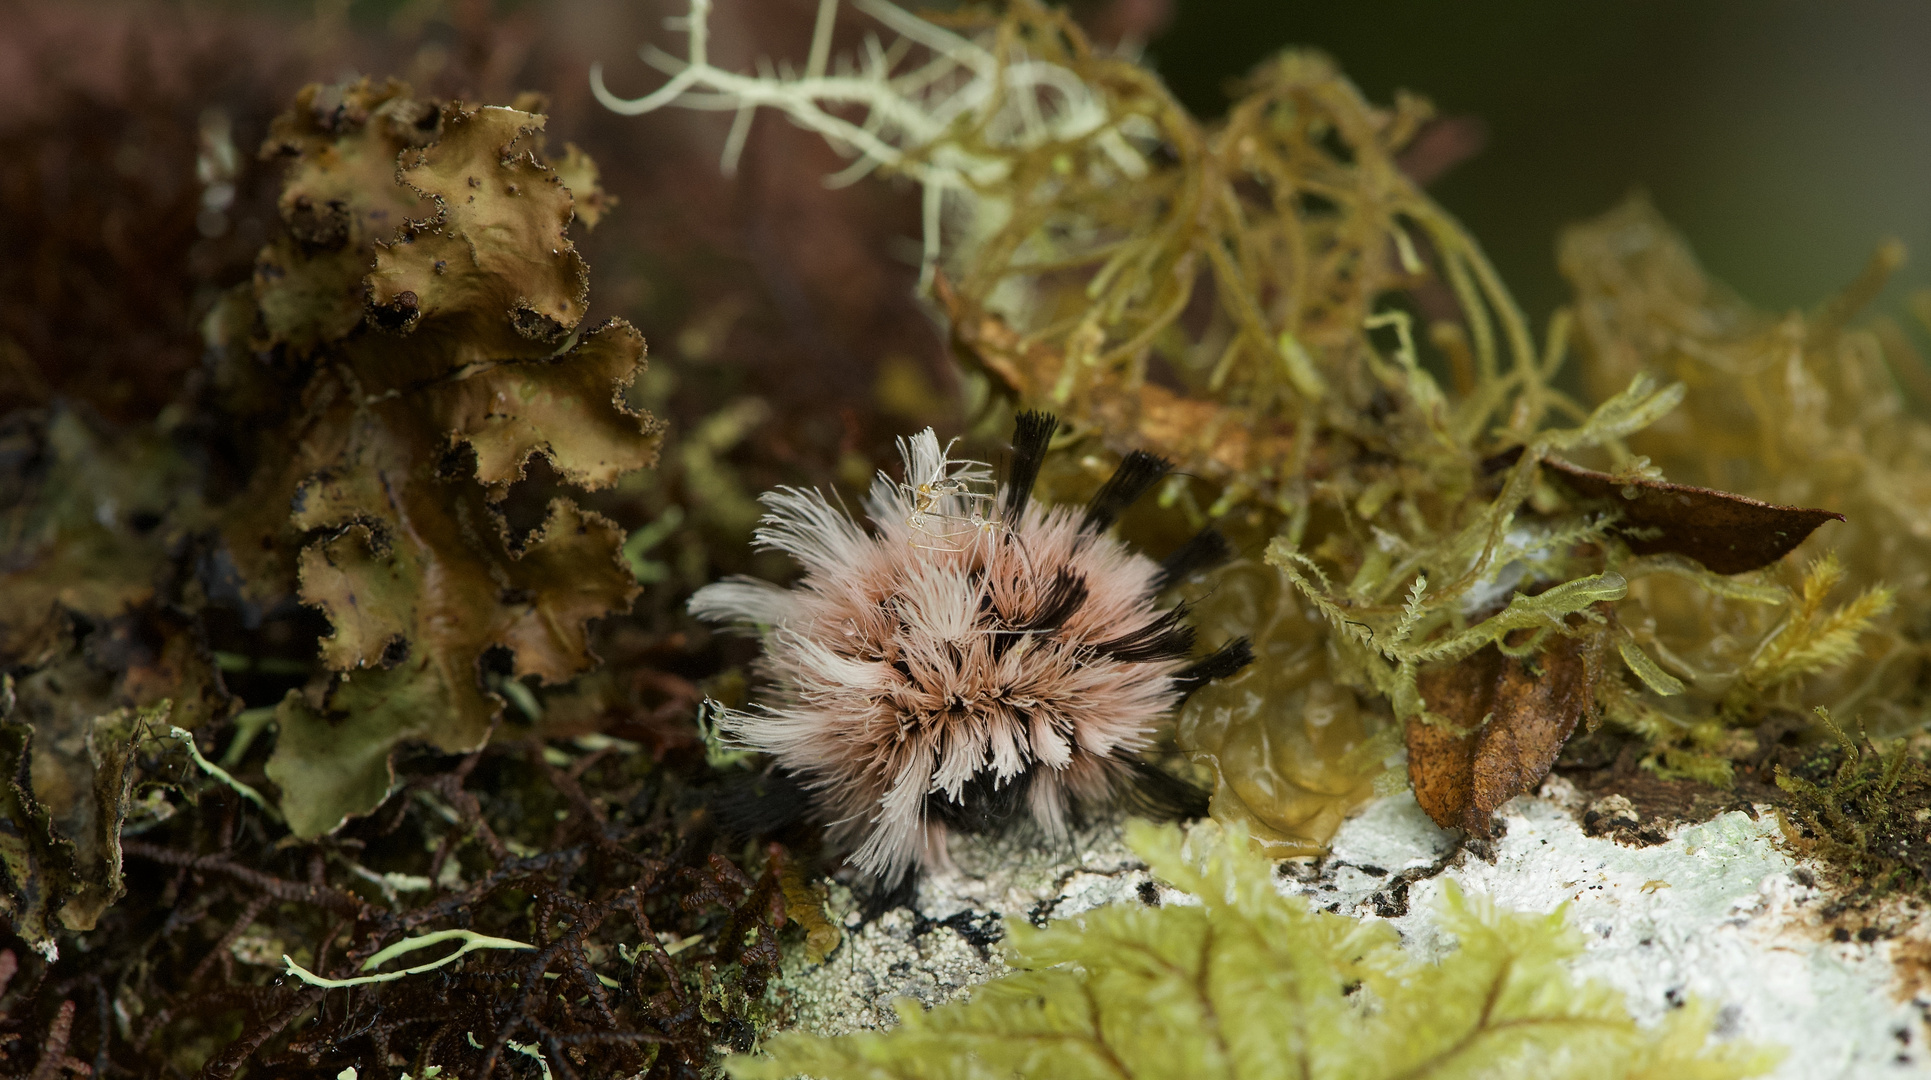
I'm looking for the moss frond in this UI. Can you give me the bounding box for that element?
[1724,554,1895,716]
[727,823,1780,1080]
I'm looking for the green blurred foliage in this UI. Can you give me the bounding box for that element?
[1152,0,1931,329]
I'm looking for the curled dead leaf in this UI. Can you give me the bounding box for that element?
[1544,456,1842,575]
[1406,618,1609,834]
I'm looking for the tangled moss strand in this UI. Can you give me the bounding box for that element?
[1775,712,1931,903]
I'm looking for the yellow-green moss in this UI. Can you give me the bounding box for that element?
[728,822,1779,1080]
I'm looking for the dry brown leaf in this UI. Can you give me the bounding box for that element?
[939,276,1310,487]
[1544,456,1842,575]
[1406,620,1608,834]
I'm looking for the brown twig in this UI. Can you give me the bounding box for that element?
[122,843,376,919]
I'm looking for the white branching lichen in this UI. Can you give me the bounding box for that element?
[591,0,1145,290]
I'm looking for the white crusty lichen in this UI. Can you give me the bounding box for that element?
[766,789,1931,1077]
[772,819,1158,1036]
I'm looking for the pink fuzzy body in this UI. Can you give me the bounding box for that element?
[689,430,1190,881]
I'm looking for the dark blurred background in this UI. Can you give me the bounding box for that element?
[3,0,1926,461]
[1151,0,1931,329]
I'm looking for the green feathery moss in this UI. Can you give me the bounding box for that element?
[728,822,1780,1080]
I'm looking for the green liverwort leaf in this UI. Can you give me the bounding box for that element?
[729,822,1780,1080]
[253,78,437,357]
[210,79,660,838]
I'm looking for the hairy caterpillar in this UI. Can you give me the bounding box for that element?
[690,413,1251,883]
